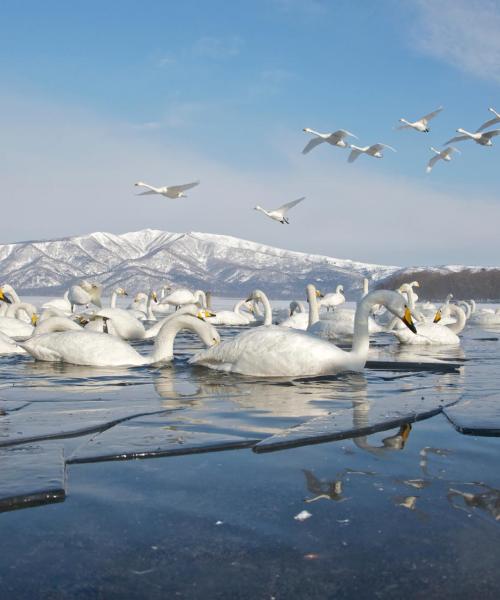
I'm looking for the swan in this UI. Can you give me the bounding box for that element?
[42,291,72,314]
[0,304,38,340]
[206,299,254,326]
[302,128,357,154]
[189,289,416,377]
[279,301,309,330]
[0,331,27,355]
[348,143,396,163]
[109,287,128,308]
[469,304,500,326]
[307,284,383,339]
[444,128,500,146]
[21,313,220,367]
[392,303,465,345]
[134,180,200,199]
[476,107,500,133]
[161,288,206,309]
[426,146,460,173]
[68,280,102,311]
[397,107,443,133]
[254,197,305,224]
[320,285,345,311]
[85,308,146,340]
[0,285,36,321]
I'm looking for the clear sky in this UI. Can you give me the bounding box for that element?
[1,0,499,266]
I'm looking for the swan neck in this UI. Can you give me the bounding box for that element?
[194,290,207,308]
[5,285,21,304]
[111,291,117,308]
[351,291,392,362]
[259,292,273,326]
[146,293,156,319]
[307,285,320,327]
[34,317,82,336]
[446,305,466,334]
[151,315,207,363]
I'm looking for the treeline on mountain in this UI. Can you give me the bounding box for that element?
[376,269,500,301]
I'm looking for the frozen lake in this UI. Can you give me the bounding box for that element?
[1,297,500,598]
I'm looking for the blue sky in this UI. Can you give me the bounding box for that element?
[1,0,499,266]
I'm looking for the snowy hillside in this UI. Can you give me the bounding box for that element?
[0,229,399,298]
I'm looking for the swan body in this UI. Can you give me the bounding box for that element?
[348,143,396,163]
[279,301,308,330]
[206,299,253,326]
[320,285,345,311]
[69,281,102,311]
[161,289,206,309]
[469,307,500,326]
[0,304,38,340]
[302,128,357,154]
[254,197,305,224]
[42,291,72,314]
[190,290,416,377]
[445,128,500,146]
[476,107,500,133]
[21,314,220,367]
[0,331,26,355]
[392,304,465,345]
[426,146,460,173]
[134,180,200,199]
[398,107,443,133]
[88,308,146,340]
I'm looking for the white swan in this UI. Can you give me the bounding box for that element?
[206,299,253,326]
[189,290,416,377]
[307,284,383,339]
[476,107,500,133]
[348,143,396,163]
[426,146,460,173]
[85,308,146,340]
[469,304,500,326]
[143,307,214,340]
[42,291,72,314]
[398,107,443,133]
[109,287,128,308]
[254,197,305,224]
[0,331,27,355]
[161,288,206,309]
[21,313,220,367]
[0,304,38,340]
[302,128,357,154]
[68,280,102,311]
[279,301,309,330]
[445,128,500,146]
[392,303,465,345]
[319,285,345,311]
[134,180,200,199]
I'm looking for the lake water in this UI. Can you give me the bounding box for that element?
[1,298,500,598]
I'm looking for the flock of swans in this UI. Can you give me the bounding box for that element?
[133,106,500,225]
[0,276,496,377]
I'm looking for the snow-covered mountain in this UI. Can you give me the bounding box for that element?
[2,229,497,299]
[0,229,399,298]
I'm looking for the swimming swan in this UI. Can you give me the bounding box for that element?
[68,280,102,311]
[189,290,416,377]
[206,299,254,326]
[21,313,220,367]
[392,303,465,345]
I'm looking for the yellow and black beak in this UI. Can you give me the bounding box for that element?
[400,423,412,444]
[401,307,417,333]
[31,314,39,326]
[152,292,158,302]
[433,310,442,324]
[204,310,216,318]
[0,288,12,304]
[316,290,324,298]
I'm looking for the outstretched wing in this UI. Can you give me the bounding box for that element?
[396,123,412,130]
[444,135,469,145]
[302,137,325,154]
[482,129,500,139]
[442,146,460,158]
[476,116,500,132]
[276,197,305,215]
[331,129,357,141]
[426,154,441,173]
[369,143,396,153]
[169,181,200,194]
[136,190,158,196]
[421,107,443,125]
[348,147,363,163]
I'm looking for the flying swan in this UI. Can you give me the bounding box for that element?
[302,128,357,154]
[426,146,460,173]
[476,107,500,133]
[348,143,396,163]
[444,128,500,146]
[134,180,200,199]
[397,107,443,133]
[254,197,305,224]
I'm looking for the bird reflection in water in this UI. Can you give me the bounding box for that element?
[448,484,500,521]
[303,469,347,504]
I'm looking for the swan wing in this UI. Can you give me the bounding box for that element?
[169,181,200,193]
[476,117,500,132]
[420,107,443,124]
[369,143,396,153]
[396,123,412,130]
[331,129,357,141]
[482,129,500,139]
[136,190,158,196]
[275,197,305,215]
[302,137,325,154]
[444,135,468,144]
[426,154,441,173]
[348,147,363,162]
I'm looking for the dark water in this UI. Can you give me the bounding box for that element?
[1,323,500,599]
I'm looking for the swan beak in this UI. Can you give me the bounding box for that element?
[204,310,216,318]
[31,314,39,326]
[433,311,442,324]
[123,291,128,296]
[401,307,417,333]
[400,423,412,443]
[0,288,12,304]
[152,292,158,302]
[316,290,324,298]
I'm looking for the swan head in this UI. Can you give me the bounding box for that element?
[254,205,262,211]
[246,290,266,302]
[0,287,12,304]
[31,313,39,326]
[115,287,128,296]
[197,310,216,319]
[433,309,442,323]
[151,291,158,303]
[192,315,220,347]
[381,291,417,333]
